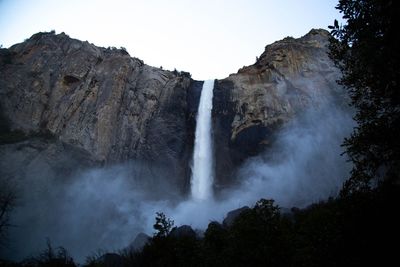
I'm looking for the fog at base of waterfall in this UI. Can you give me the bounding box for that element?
[150,98,354,227]
[190,79,215,201]
[2,93,353,263]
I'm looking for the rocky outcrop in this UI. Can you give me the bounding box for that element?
[170,225,197,239]
[0,29,344,194]
[212,29,345,187]
[222,206,251,228]
[0,31,196,193]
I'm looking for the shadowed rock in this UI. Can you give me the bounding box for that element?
[128,232,151,252]
[223,206,251,227]
[170,225,196,239]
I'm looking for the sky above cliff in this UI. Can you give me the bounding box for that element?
[0,0,341,80]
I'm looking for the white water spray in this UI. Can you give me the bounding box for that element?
[191,79,215,200]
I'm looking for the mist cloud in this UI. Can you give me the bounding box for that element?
[1,96,354,263]
[228,100,354,208]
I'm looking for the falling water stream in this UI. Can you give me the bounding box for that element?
[191,79,215,200]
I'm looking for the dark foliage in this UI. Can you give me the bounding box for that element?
[0,177,16,247]
[329,0,400,193]
[2,187,398,266]
[117,188,399,266]
[20,239,76,267]
[153,212,175,238]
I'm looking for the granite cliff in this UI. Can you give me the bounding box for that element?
[212,29,345,187]
[0,32,196,193]
[0,29,344,194]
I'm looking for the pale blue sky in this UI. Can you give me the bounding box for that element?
[0,0,341,80]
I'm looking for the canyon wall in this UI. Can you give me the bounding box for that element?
[0,29,344,194]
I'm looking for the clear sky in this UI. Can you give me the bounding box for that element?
[0,0,341,80]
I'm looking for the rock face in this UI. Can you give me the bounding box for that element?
[212,29,344,187]
[0,29,343,194]
[170,225,197,239]
[0,137,96,190]
[0,31,196,193]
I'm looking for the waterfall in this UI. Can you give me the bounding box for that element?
[191,79,215,200]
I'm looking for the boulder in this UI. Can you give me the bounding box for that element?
[223,206,251,227]
[170,225,196,239]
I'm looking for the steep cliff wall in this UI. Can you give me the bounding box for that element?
[212,29,346,187]
[0,31,196,192]
[0,29,344,194]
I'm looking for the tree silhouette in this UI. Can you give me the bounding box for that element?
[153,212,174,238]
[329,0,400,194]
